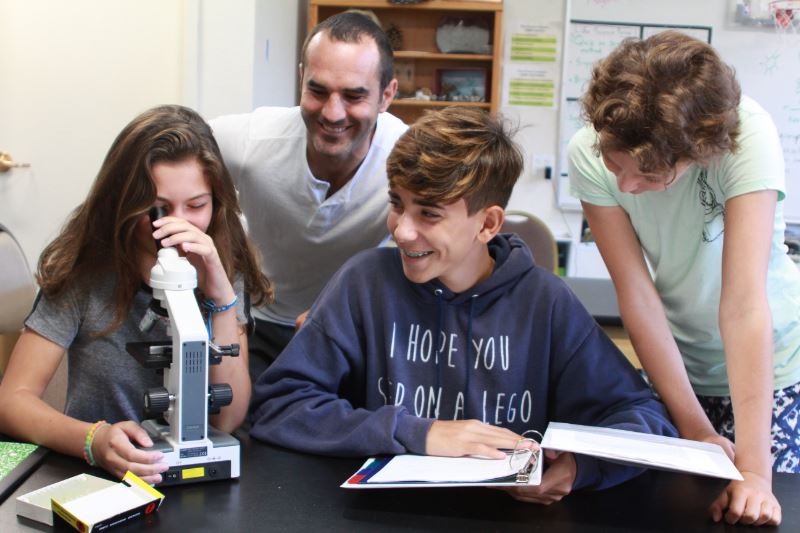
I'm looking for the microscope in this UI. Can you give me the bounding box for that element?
[126,207,241,486]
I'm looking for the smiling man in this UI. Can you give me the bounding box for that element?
[211,12,407,379]
[250,107,676,504]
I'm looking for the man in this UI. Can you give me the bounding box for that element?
[250,107,677,504]
[211,12,408,379]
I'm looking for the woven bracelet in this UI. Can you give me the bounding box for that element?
[202,296,239,338]
[83,420,108,466]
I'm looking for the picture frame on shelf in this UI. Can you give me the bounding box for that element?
[394,60,416,97]
[435,67,488,102]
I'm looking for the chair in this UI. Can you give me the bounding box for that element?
[0,224,36,379]
[500,210,558,273]
[0,225,35,334]
[0,225,66,410]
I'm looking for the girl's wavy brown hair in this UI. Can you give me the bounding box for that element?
[37,105,272,333]
[582,31,741,173]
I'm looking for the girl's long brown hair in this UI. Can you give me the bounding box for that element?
[37,105,272,332]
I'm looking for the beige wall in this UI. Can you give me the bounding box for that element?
[0,0,183,410]
[0,0,186,267]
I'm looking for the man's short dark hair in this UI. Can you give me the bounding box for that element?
[301,11,394,91]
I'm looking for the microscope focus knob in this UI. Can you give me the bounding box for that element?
[208,383,233,414]
[144,387,171,415]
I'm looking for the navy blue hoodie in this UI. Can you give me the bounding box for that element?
[251,234,677,490]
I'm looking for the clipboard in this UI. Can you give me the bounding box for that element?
[341,422,742,489]
[342,450,543,489]
[342,432,543,489]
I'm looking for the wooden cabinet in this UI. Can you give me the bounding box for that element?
[308,0,503,124]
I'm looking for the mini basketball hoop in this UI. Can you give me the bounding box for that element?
[770,0,800,34]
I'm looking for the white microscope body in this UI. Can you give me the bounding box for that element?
[130,244,240,486]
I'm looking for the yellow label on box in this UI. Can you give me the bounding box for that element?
[123,471,164,498]
[182,467,205,480]
[50,499,84,531]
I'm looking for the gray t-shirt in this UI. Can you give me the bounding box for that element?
[25,272,247,423]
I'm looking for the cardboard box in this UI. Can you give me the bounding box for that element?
[17,471,164,531]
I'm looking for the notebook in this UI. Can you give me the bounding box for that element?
[343,448,542,488]
[0,441,48,503]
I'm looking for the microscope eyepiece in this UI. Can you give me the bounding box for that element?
[149,206,168,250]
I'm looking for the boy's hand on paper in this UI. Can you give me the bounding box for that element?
[502,450,576,505]
[91,421,169,485]
[426,420,526,459]
[709,471,781,526]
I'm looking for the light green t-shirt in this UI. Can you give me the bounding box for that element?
[568,96,800,396]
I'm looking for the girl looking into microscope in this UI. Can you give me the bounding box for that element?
[0,105,272,484]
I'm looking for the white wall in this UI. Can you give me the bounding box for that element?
[0,0,305,265]
[195,0,304,118]
[194,0,257,117]
[0,0,186,267]
[500,0,584,253]
[253,0,306,109]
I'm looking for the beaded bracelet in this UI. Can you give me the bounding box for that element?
[83,420,108,466]
[202,296,238,339]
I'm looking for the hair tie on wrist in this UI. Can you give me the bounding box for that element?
[83,420,108,466]
[202,296,238,339]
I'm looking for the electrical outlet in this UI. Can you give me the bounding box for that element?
[531,154,555,179]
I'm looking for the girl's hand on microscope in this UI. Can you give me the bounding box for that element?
[91,421,169,484]
[151,216,233,303]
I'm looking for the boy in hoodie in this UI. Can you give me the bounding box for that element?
[250,107,677,504]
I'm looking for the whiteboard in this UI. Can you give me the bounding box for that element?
[557,98,584,209]
[555,0,800,222]
[563,22,641,99]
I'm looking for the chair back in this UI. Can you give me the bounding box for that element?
[500,210,558,273]
[0,225,36,333]
[0,226,65,410]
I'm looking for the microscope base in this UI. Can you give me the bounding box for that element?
[141,419,241,487]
